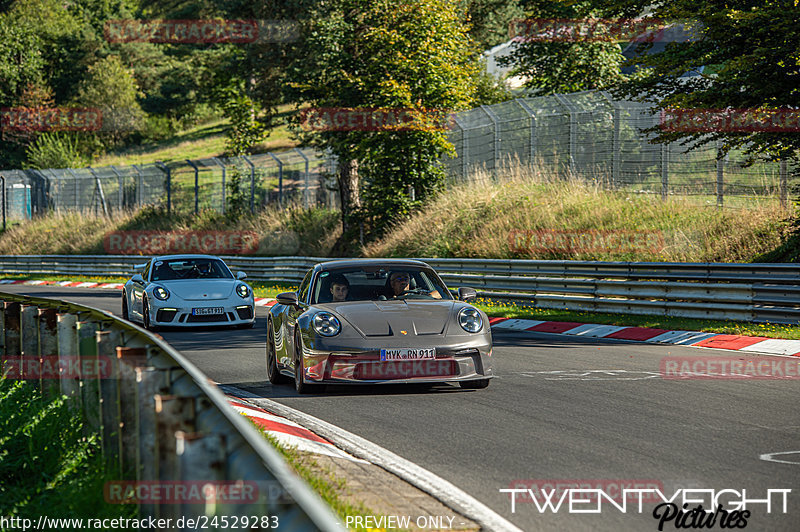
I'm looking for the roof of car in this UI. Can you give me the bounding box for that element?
[316,258,431,271]
[152,254,222,261]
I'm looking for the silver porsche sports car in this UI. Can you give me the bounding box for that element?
[266,259,493,393]
[122,254,255,329]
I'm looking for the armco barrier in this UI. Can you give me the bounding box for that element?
[0,291,344,531]
[0,255,798,323]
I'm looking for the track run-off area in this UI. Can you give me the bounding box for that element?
[4,284,798,532]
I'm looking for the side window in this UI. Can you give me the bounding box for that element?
[142,261,152,281]
[297,271,313,304]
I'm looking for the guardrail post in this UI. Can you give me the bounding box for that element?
[57,313,80,406]
[155,394,197,521]
[98,329,123,469]
[135,365,176,518]
[3,301,21,377]
[38,308,59,399]
[77,320,101,434]
[176,431,226,524]
[116,346,148,477]
[20,305,38,385]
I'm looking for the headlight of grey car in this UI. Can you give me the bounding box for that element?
[236,284,250,298]
[458,307,482,333]
[313,312,341,337]
[153,286,170,300]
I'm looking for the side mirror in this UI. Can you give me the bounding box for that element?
[277,291,299,306]
[458,287,477,301]
[131,274,144,284]
[133,263,147,273]
[236,271,247,280]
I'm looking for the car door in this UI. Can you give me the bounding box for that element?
[285,270,313,369]
[130,260,151,319]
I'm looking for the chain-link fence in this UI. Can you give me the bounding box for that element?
[0,148,337,226]
[447,90,795,206]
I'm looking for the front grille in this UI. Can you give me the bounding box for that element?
[236,307,253,320]
[186,313,230,323]
[156,309,177,322]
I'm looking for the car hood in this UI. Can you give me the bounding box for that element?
[318,300,456,337]
[156,279,235,300]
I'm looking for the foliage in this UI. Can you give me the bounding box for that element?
[25,132,90,169]
[219,85,270,157]
[461,0,524,50]
[499,0,628,94]
[289,0,479,241]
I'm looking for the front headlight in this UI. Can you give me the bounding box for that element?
[313,312,341,337]
[153,286,170,301]
[458,307,483,333]
[236,284,250,298]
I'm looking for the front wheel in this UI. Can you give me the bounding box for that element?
[294,330,325,394]
[267,320,291,385]
[459,378,490,389]
[121,291,129,320]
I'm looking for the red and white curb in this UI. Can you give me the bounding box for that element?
[225,394,367,463]
[489,317,800,357]
[0,278,277,307]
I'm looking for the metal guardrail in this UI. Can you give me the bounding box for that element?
[0,255,798,323]
[0,291,344,531]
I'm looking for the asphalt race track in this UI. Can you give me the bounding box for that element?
[4,285,799,531]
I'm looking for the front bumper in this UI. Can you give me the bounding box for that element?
[149,300,255,327]
[297,338,493,385]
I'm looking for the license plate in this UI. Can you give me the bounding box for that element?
[192,307,224,315]
[380,348,436,361]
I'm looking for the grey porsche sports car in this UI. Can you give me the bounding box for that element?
[266,259,493,393]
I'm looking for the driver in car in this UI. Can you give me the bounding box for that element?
[387,271,442,299]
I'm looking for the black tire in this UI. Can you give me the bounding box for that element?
[142,298,158,331]
[459,378,490,389]
[267,320,291,385]
[121,291,129,320]
[294,329,325,394]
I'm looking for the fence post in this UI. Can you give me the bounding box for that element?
[19,305,38,385]
[452,116,468,179]
[295,148,310,209]
[1,174,5,231]
[155,162,170,213]
[243,156,256,213]
[212,158,227,214]
[716,143,725,208]
[268,152,284,209]
[176,431,227,522]
[57,313,80,406]
[116,345,148,476]
[661,144,669,200]
[132,164,144,208]
[186,160,200,215]
[516,99,537,168]
[77,319,101,433]
[4,302,21,377]
[66,168,81,210]
[110,165,124,211]
[97,329,123,469]
[780,159,788,209]
[481,105,500,171]
[612,108,621,188]
[554,94,577,176]
[155,394,197,521]
[88,167,109,217]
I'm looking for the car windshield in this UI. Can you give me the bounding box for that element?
[311,265,451,304]
[150,258,232,281]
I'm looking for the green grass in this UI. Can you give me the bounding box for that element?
[252,423,407,532]
[2,274,797,339]
[0,379,136,521]
[95,105,300,167]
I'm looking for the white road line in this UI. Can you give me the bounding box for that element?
[223,386,523,532]
[759,451,800,465]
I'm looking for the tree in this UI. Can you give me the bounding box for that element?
[498,0,627,94]
[461,0,524,50]
[289,0,479,245]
